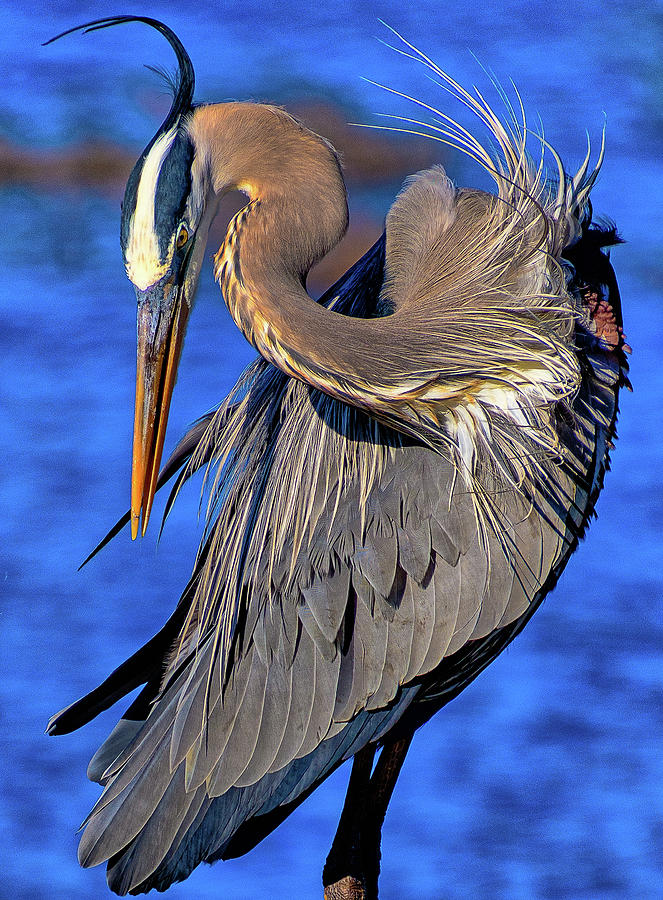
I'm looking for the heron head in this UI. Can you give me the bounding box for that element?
[121,125,198,294]
[46,15,204,538]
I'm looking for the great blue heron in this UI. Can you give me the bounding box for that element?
[46,16,628,899]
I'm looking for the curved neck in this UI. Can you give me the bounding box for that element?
[189,102,420,414]
[215,197,415,410]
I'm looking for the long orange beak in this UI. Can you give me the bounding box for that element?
[131,286,189,539]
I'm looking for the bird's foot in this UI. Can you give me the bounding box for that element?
[582,286,631,353]
[323,875,368,900]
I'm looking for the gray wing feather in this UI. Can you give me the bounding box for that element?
[105,767,200,894]
[297,599,338,662]
[232,653,293,787]
[419,550,462,673]
[206,650,270,796]
[366,568,414,710]
[334,577,388,721]
[79,730,174,867]
[113,783,210,893]
[301,562,351,644]
[182,647,254,791]
[471,536,516,640]
[168,642,226,770]
[267,625,317,772]
[148,792,213,885]
[403,565,437,683]
[430,515,461,566]
[353,538,397,599]
[87,719,143,784]
[296,643,342,757]
[397,522,432,583]
[447,530,488,655]
[167,672,209,771]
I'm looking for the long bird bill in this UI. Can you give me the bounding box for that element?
[131,283,189,539]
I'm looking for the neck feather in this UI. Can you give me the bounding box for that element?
[190,103,428,414]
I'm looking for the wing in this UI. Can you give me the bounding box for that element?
[73,411,567,895]
[65,382,582,894]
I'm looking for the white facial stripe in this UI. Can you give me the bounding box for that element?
[125,126,178,291]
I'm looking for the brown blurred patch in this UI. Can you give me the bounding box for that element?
[291,101,440,183]
[0,139,134,193]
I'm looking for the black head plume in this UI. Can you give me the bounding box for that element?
[44,16,195,137]
[45,16,197,260]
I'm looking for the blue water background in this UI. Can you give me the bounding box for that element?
[2,1,662,897]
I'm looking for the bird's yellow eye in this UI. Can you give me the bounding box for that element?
[176,224,189,249]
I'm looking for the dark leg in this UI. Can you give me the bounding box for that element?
[360,733,413,898]
[323,744,376,900]
[323,732,414,900]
